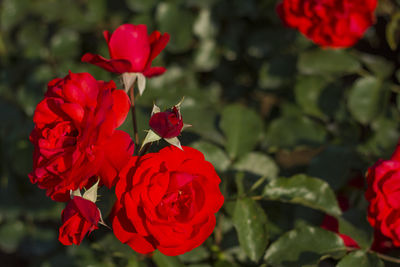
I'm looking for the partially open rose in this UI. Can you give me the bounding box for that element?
[82,24,169,77]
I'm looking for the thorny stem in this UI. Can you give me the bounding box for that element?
[129,86,140,147]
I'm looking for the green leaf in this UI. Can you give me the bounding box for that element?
[233,198,268,262]
[264,225,346,266]
[233,152,278,180]
[337,251,384,267]
[294,75,328,119]
[263,174,341,216]
[359,53,394,79]
[298,49,361,75]
[264,111,326,151]
[190,141,230,172]
[347,76,382,125]
[220,104,263,159]
[153,250,185,267]
[156,3,194,53]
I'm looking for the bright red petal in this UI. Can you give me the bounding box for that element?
[81,53,132,74]
[143,66,166,78]
[112,90,130,128]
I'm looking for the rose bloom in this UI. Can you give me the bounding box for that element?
[59,196,100,245]
[366,147,400,246]
[149,106,183,139]
[82,24,169,77]
[111,146,224,256]
[29,72,133,201]
[277,0,377,48]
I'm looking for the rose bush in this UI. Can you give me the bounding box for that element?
[59,196,100,245]
[366,148,400,246]
[81,24,170,77]
[111,146,224,256]
[29,72,133,201]
[277,0,377,48]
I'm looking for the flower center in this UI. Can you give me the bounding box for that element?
[42,121,78,149]
[156,172,202,222]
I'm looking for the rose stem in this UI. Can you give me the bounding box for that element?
[129,86,140,147]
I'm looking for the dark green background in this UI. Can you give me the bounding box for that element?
[2,0,400,266]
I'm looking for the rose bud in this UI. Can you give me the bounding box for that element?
[141,101,190,151]
[149,106,183,139]
[81,24,170,95]
[277,0,377,48]
[59,181,102,245]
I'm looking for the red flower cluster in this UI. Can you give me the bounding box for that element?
[29,23,223,256]
[112,146,224,256]
[277,0,377,48]
[366,147,400,246]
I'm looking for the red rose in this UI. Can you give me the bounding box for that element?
[149,106,183,139]
[277,0,377,48]
[29,72,133,201]
[81,24,169,77]
[366,155,400,246]
[111,146,224,256]
[59,196,100,245]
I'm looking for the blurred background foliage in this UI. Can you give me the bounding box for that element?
[2,0,400,266]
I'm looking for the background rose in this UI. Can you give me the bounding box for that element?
[277,0,377,48]
[29,72,133,201]
[366,158,400,246]
[112,146,224,256]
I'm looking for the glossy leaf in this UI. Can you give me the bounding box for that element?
[337,251,384,267]
[220,104,263,159]
[263,174,341,216]
[233,198,268,262]
[348,76,382,125]
[233,152,278,180]
[264,225,346,266]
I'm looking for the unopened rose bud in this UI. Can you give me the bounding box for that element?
[149,106,183,139]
